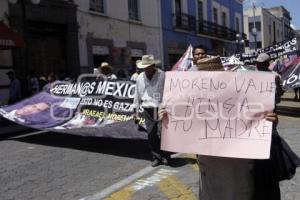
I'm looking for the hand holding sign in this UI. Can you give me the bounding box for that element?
[161,71,276,159]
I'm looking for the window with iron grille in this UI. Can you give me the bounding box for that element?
[128,0,140,21]
[235,17,240,32]
[213,7,218,24]
[222,12,227,27]
[90,0,105,13]
[257,41,262,48]
[197,0,203,21]
[248,22,261,32]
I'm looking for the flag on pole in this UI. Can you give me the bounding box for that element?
[171,45,194,71]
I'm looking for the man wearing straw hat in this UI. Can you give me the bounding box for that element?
[97,62,117,80]
[134,54,170,167]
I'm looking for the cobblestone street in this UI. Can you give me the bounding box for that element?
[0,114,299,200]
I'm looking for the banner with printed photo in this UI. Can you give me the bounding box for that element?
[0,78,147,139]
[0,92,80,129]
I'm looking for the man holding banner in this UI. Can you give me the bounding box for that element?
[256,53,284,105]
[193,45,208,66]
[134,55,170,167]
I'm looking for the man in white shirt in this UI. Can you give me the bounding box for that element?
[134,55,169,167]
[130,67,143,82]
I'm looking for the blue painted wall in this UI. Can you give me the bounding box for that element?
[161,0,244,68]
[211,0,243,30]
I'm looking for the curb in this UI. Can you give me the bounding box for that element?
[276,106,300,118]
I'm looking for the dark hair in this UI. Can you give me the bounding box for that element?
[193,45,208,55]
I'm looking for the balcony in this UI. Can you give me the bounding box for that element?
[173,13,196,31]
[173,13,246,41]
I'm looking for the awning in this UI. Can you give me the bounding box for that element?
[0,21,25,49]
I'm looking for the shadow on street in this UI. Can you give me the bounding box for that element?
[9,131,153,161]
[7,131,193,168]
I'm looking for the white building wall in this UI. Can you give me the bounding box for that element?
[261,9,282,47]
[244,7,284,53]
[75,0,162,71]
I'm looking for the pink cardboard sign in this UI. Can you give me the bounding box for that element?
[161,71,275,159]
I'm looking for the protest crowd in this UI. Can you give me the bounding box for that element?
[2,38,300,200]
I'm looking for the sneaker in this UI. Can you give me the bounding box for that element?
[151,159,161,167]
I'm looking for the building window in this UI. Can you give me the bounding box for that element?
[128,0,140,21]
[213,7,218,24]
[249,41,262,49]
[197,0,203,21]
[235,17,240,32]
[174,0,182,26]
[175,0,182,15]
[90,0,105,13]
[222,12,227,27]
[248,21,261,32]
[257,41,262,48]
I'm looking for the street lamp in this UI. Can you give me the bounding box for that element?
[235,33,245,53]
[252,2,257,51]
[251,27,257,51]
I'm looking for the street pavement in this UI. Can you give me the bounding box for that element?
[0,91,299,200]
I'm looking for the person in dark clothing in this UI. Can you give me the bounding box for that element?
[6,71,22,105]
[293,87,300,101]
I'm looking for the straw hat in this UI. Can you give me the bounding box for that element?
[99,62,110,69]
[256,53,270,63]
[136,55,160,69]
[196,56,224,71]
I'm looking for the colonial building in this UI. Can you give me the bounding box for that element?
[244,6,293,53]
[268,6,294,40]
[75,0,163,74]
[161,0,245,68]
[0,0,79,105]
[8,0,80,78]
[1,0,244,104]
[0,0,14,105]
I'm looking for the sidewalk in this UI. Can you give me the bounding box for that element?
[277,91,300,117]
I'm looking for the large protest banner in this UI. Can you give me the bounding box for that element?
[268,55,300,90]
[49,78,147,139]
[221,37,299,66]
[0,78,147,139]
[0,92,80,129]
[281,59,300,90]
[161,71,275,159]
